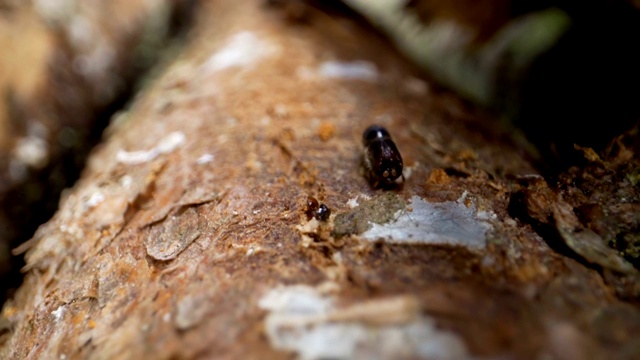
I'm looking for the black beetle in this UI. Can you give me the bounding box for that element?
[315,204,331,221]
[362,125,404,188]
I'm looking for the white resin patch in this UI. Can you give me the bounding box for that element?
[361,196,490,249]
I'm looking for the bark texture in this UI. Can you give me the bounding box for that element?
[1,1,639,359]
[0,0,191,301]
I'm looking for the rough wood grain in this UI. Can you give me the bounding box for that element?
[0,0,191,301]
[2,1,639,359]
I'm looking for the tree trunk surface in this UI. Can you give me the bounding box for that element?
[0,0,190,302]
[2,1,639,359]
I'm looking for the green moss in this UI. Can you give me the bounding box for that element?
[620,233,640,260]
[332,193,405,238]
[626,167,640,187]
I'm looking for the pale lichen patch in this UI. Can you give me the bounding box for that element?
[259,284,469,360]
[318,60,379,82]
[196,153,214,164]
[361,196,490,250]
[202,31,277,74]
[84,191,105,209]
[13,136,49,169]
[332,193,406,238]
[116,131,185,164]
[51,305,65,321]
[346,197,359,208]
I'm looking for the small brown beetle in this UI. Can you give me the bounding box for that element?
[362,125,404,188]
[305,196,319,220]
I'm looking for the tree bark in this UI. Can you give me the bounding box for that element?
[0,0,191,302]
[2,1,639,359]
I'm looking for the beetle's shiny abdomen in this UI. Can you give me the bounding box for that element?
[362,125,404,187]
